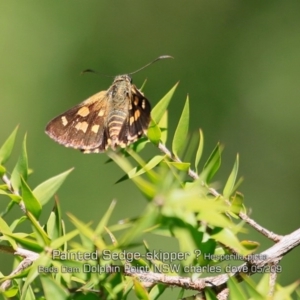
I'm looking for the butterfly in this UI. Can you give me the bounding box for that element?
[45,75,151,153]
[45,56,172,153]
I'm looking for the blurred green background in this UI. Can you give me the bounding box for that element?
[1,0,300,293]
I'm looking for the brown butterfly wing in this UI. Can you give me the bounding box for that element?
[45,91,110,151]
[117,85,151,147]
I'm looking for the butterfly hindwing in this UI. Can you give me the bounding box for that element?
[118,85,151,146]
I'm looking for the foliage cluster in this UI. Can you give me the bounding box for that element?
[0,84,298,299]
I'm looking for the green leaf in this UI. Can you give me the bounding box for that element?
[0,189,22,202]
[211,228,246,255]
[147,119,161,145]
[26,211,51,246]
[149,284,167,299]
[46,199,62,242]
[195,129,204,172]
[21,254,50,300]
[134,278,150,300]
[50,229,79,249]
[33,168,73,206]
[139,78,147,91]
[0,126,18,165]
[4,232,43,252]
[197,210,233,229]
[68,213,106,249]
[0,217,17,249]
[108,151,156,199]
[230,192,244,214]
[274,280,299,299]
[129,155,165,179]
[21,176,42,219]
[228,276,248,300]
[240,240,259,251]
[95,199,117,235]
[204,288,218,300]
[223,154,239,199]
[40,274,70,300]
[11,133,28,190]
[172,96,189,158]
[167,161,190,171]
[158,110,168,144]
[151,82,178,124]
[121,205,159,245]
[201,143,223,183]
[242,275,265,300]
[0,165,6,177]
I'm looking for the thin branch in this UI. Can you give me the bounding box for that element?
[239,212,282,242]
[0,246,39,291]
[1,174,26,213]
[125,228,300,293]
[156,141,297,297]
[158,142,282,242]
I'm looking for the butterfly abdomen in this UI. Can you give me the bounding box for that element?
[107,110,127,148]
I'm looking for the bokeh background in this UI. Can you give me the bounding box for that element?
[1,0,300,296]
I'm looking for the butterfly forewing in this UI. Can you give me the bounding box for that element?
[45,91,109,150]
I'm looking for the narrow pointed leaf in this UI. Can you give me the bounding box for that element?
[147,119,161,145]
[0,165,6,176]
[21,254,50,300]
[227,276,248,300]
[27,211,50,245]
[172,96,189,158]
[201,143,222,183]
[11,134,28,190]
[21,176,42,219]
[95,199,117,235]
[0,217,17,249]
[46,199,62,240]
[242,275,265,300]
[167,162,190,171]
[130,155,164,179]
[139,78,147,91]
[151,82,178,124]
[195,129,204,172]
[204,288,218,300]
[68,213,106,249]
[0,126,18,164]
[40,274,70,300]
[211,228,246,255]
[134,278,150,300]
[223,154,239,198]
[50,229,79,249]
[33,168,73,206]
[158,110,168,144]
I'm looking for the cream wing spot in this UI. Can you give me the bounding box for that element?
[91,124,100,133]
[75,121,89,133]
[61,116,68,126]
[129,116,135,125]
[98,109,105,116]
[77,106,90,117]
[141,100,146,109]
[134,109,141,120]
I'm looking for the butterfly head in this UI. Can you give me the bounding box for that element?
[113,74,132,84]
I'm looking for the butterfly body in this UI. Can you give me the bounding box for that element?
[45,74,151,153]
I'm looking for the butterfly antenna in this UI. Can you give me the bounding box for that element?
[80,69,113,78]
[128,55,173,75]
